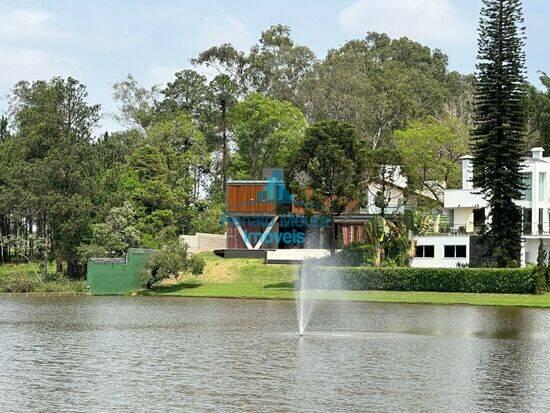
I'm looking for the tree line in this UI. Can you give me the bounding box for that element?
[0,11,548,274]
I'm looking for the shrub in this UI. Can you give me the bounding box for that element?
[0,272,38,293]
[140,239,205,288]
[338,242,374,266]
[303,266,536,294]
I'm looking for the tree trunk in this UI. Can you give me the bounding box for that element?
[330,215,337,256]
[221,98,228,193]
[67,259,78,279]
[56,256,63,273]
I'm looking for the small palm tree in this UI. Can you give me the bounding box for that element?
[364,216,387,267]
[403,210,433,259]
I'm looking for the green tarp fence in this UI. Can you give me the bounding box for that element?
[86,248,156,295]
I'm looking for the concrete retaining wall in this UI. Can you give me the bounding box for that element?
[181,233,226,253]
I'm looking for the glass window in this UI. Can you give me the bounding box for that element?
[540,173,547,201]
[415,245,435,258]
[522,173,532,201]
[424,245,435,258]
[445,245,467,258]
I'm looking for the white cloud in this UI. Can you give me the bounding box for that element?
[0,9,63,41]
[201,16,253,50]
[0,48,78,92]
[338,0,473,44]
[146,64,181,88]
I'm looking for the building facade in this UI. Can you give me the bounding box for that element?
[224,167,419,255]
[412,147,550,268]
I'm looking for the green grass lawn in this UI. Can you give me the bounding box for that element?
[143,253,550,308]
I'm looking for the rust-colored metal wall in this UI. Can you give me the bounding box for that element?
[226,184,276,213]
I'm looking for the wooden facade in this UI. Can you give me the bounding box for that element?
[226,183,276,214]
[225,180,370,250]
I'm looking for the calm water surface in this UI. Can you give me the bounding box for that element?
[1,296,550,412]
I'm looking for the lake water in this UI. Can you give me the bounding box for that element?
[1,296,550,412]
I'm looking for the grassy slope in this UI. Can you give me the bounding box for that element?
[144,253,550,308]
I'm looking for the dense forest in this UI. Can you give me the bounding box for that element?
[0,25,548,276]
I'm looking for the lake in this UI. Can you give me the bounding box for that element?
[1,296,550,412]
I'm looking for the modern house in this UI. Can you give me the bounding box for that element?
[222,167,432,262]
[412,147,550,268]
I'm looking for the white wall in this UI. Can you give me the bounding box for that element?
[453,208,474,232]
[444,189,486,209]
[411,235,470,268]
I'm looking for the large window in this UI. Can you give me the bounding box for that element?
[444,245,467,258]
[522,173,532,200]
[415,245,434,258]
[540,172,547,201]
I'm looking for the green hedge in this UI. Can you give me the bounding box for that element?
[302,267,536,294]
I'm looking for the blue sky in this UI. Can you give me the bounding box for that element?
[0,0,548,134]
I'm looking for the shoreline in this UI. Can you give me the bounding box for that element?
[2,289,550,309]
[139,288,550,309]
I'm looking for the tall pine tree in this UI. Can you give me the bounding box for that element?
[472,0,527,267]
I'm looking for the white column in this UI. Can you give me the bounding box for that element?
[532,167,539,235]
[520,239,526,267]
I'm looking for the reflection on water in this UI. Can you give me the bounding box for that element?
[0,296,549,412]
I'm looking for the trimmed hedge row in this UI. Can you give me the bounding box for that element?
[303,266,536,294]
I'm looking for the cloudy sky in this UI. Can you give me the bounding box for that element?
[0,0,548,133]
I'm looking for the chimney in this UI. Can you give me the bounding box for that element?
[460,155,474,190]
[532,147,545,159]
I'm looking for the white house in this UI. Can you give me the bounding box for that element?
[412,147,550,268]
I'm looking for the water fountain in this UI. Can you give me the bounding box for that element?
[296,256,345,336]
[296,261,318,336]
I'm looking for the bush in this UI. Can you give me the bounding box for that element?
[338,242,374,266]
[303,266,536,294]
[140,239,205,288]
[0,272,38,293]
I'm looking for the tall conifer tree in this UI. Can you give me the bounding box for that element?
[472,0,527,266]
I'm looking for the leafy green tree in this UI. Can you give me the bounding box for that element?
[7,77,100,277]
[0,116,9,140]
[193,25,316,102]
[285,121,369,253]
[472,0,527,267]
[140,239,205,289]
[78,202,141,259]
[297,32,468,149]
[228,93,307,179]
[524,73,550,150]
[112,74,159,130]
[146,112,208,199]
[190,201,226,234]
[395,116,470,202]
[159,69,209,117]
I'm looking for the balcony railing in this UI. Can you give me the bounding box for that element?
[423,225,483,237]
[523,225,550,236]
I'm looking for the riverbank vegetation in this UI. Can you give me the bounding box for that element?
[0,5,549,282]
[0,263,86,293]
[141,253,550,308]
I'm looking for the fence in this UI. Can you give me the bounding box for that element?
[86,248,155,295]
